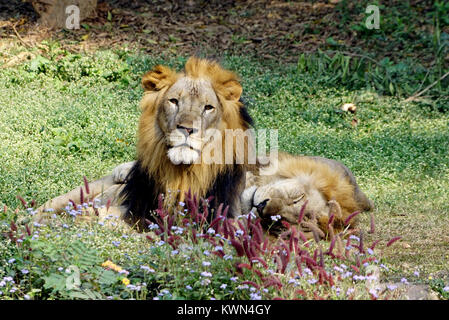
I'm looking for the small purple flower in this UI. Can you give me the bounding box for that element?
[111,241,120,247]
[21,269,29,274]
[369,288,378,299]
[148,223,159,230]
[400,277,408,284]
[250,292,262,300]
[443,286,449,292]
[140,265,155,273]
[201,271,212,277]
[380,264,389,271]
[387,284,397,291]
[333,266,344,273]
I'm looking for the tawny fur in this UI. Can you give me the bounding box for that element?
[243,151,373,239]
[134,57,252,208]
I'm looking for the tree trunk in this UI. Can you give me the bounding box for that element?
[28,0,97,29]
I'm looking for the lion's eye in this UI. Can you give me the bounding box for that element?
[293,193,305,204]
[169,98,178,105]
[204,104,214,111]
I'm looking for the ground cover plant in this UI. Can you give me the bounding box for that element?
[1,0,448,300]
[1,188,408,300]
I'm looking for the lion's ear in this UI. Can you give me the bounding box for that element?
[142,65,178,92]
[221,80,242,102]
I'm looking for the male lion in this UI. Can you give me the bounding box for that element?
[35,57,255,228]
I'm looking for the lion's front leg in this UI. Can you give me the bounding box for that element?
[34,161,135,224]
[33,175,116,223]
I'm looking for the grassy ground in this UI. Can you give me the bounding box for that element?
[1,0,448,300]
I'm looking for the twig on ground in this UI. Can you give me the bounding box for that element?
[404,70,449,102]
[12,22,31,48]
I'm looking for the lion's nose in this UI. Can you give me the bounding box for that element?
[176,125,197,136]
[255,198,269,215]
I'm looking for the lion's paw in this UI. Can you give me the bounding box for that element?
[112,161,136,184]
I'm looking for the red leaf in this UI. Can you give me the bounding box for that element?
[386,236,402,247]
[80,187,84,204]
[351,265,359,273]
[369,212,375,234]
[17,196,27,208]
[230,239,245,257]
[369,239,381,250]
[297,200,308,224]
[328,213,335,226]
[237,263,252,271]
[281,220,291,229]
[344,211,361,225]
[83,176,90,195]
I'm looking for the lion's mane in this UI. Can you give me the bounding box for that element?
[120,57,254,227]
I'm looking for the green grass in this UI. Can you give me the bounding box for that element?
[0,44,448,299]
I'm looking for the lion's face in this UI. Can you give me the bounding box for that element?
[242,176,329,232]
[138,57,248,169]
[157,77,223,165]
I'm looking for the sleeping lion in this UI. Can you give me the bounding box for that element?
[240,152,374,239]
